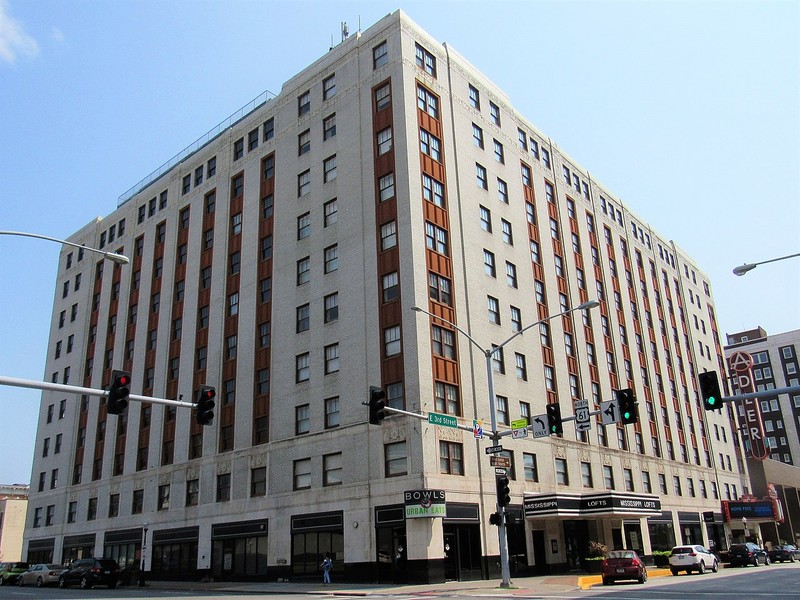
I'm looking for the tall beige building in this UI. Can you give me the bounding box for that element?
[1,484,29,562]
[24,11,746,583]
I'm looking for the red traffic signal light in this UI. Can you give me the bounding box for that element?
[107,370,131,415]
[369,386,386,425]
[195,385,216,426]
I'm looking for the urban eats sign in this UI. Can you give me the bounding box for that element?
[404,489,446,519]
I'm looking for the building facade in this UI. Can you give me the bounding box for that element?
[724,327,800,546]
[0,484,29,562]
[24,11,747,583]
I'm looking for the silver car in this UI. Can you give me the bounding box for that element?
[669,545,718,575]
[17,564,66,587]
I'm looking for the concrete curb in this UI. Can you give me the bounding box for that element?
[578,567,673,589]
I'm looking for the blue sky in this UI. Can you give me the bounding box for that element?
[0,0,798,485]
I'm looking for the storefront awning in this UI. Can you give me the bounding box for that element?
[523,491,661,519]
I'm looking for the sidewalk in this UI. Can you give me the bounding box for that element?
[140,569,672,596]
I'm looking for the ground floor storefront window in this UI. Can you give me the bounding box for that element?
[291,511,343,578]
[151,526,198,575]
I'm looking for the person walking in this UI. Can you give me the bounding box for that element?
[321,553,333,585]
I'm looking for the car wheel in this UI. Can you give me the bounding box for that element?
[765,556,770,565]
[712,560,718,573]
[638,570,647,584]
[671,568,679,576]
[698,561,706,574]
[58,577,67,588]
[753,556,759,567]
[80,576,92,589]
[790,555,796,563]
[602,577,611,585]
[17,577,23,587]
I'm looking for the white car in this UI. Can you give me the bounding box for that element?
[669,544,718,575]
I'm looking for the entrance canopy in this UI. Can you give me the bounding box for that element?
[523,491,661,519]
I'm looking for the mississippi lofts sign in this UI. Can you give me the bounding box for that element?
[523,491,661,518]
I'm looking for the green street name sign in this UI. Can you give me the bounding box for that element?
[428,412,458,428]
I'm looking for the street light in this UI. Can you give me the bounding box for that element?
[412,299,600,588]
[732,251,799,276]
[0,230,130,265]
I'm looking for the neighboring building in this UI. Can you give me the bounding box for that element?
[0,484,29,562]
[724,327,800,547]
[24,10,746,583]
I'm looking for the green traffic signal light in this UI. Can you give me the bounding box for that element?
[699,371,723,411]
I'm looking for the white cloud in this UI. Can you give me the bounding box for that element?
[0,0,39,64]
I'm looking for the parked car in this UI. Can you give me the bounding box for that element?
[669,545,718,575]
[601,550,647,585]
[767,544,800,563]
[58,558,119,589]
[728,542,770,567]
[0,562,30,585]
[16,563,66,587]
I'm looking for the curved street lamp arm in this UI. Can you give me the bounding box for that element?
[411,306,487,354]
[733,251,800,276]
[0,230,130,265]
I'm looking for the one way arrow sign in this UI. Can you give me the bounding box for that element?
[531,414,549,438]
[600,400,619,425]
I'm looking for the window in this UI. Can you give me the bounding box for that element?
[262,154,275,180]
[322,74,336,100]
[415,43,436,76]
[581,462,593,488]
[506,262,518,288]
[483,250,496,277]
[489,101,500,125]
[324,293,339,323]
[325,396,340,429]
[555,458,569,485]
[325,344,339,375]
[423,174,445,207]
[250,467,266,497]
[233,138,244,160]
[439,441,463,474]
[523,453,538,482]
[472,123,484,148]
[375,83,391,110]
[515,353,527,380]
[383,271,399,302]
[298,129,310,155]
[479,205,492,232]
[381,220,397,250]
[297,212,311,240]
[297,170,311,197]
[432,325,456,359]
[429,273,451,305]
[468,84,480,109]
[384,325,401,356]
[493,139,504,163]
[420,129,441,161]
[216,473,231,502]
[497,178,509,204]
[293,458,311,490]
[296,353,310,382]
[373,41,388,69]
[425,222,448,255]
[323,113,336,140]
[247,127,259,151]
[158,484,170,510]
[296,404,310,434]
[231,173,243,197]
[298,90,310,116]
[417,84,438,117]
[181,174,191,194]
[296,304,310,333]
[323,453,342,486]
[501,219,513,245]
[496,395,509,425]
[228,292,239,316]
[324,244,338,272]
[476,163,488,189]
[385,441,407,477]
[324,199,338,225]
[603,465,615,489]
[378,172,395,202]
[323,155,337,182]
[510,306,522,331]
[487,296,501,324]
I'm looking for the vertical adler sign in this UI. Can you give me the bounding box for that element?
[404,490,447,519]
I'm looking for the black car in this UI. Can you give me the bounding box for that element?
[58,558,119,589]
[768,544,800,563]
[728,543,770,567]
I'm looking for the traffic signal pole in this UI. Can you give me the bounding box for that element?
[0,375,196,409]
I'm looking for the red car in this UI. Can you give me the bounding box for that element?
[602,550,648,585]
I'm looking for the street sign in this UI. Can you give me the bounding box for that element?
[494,468,508,476]
[511,418,529,439]
[600,400,619,425]
[574,399,591,432]
[531,414,549,438]
[428,412,458,428]
[490,455,511,468]
[485,445,504,455]
[512,428,529,439]
[473,419,484,439]
[511,418,529,429]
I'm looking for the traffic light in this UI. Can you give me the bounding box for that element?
[195,385,216,426]
[616,388,639,425]
[368,386,386,425]
[489,512,502,526]
[107,370,131,415]
[546,403,563,435]
[699,371,723,410]
[496,475,511,507]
